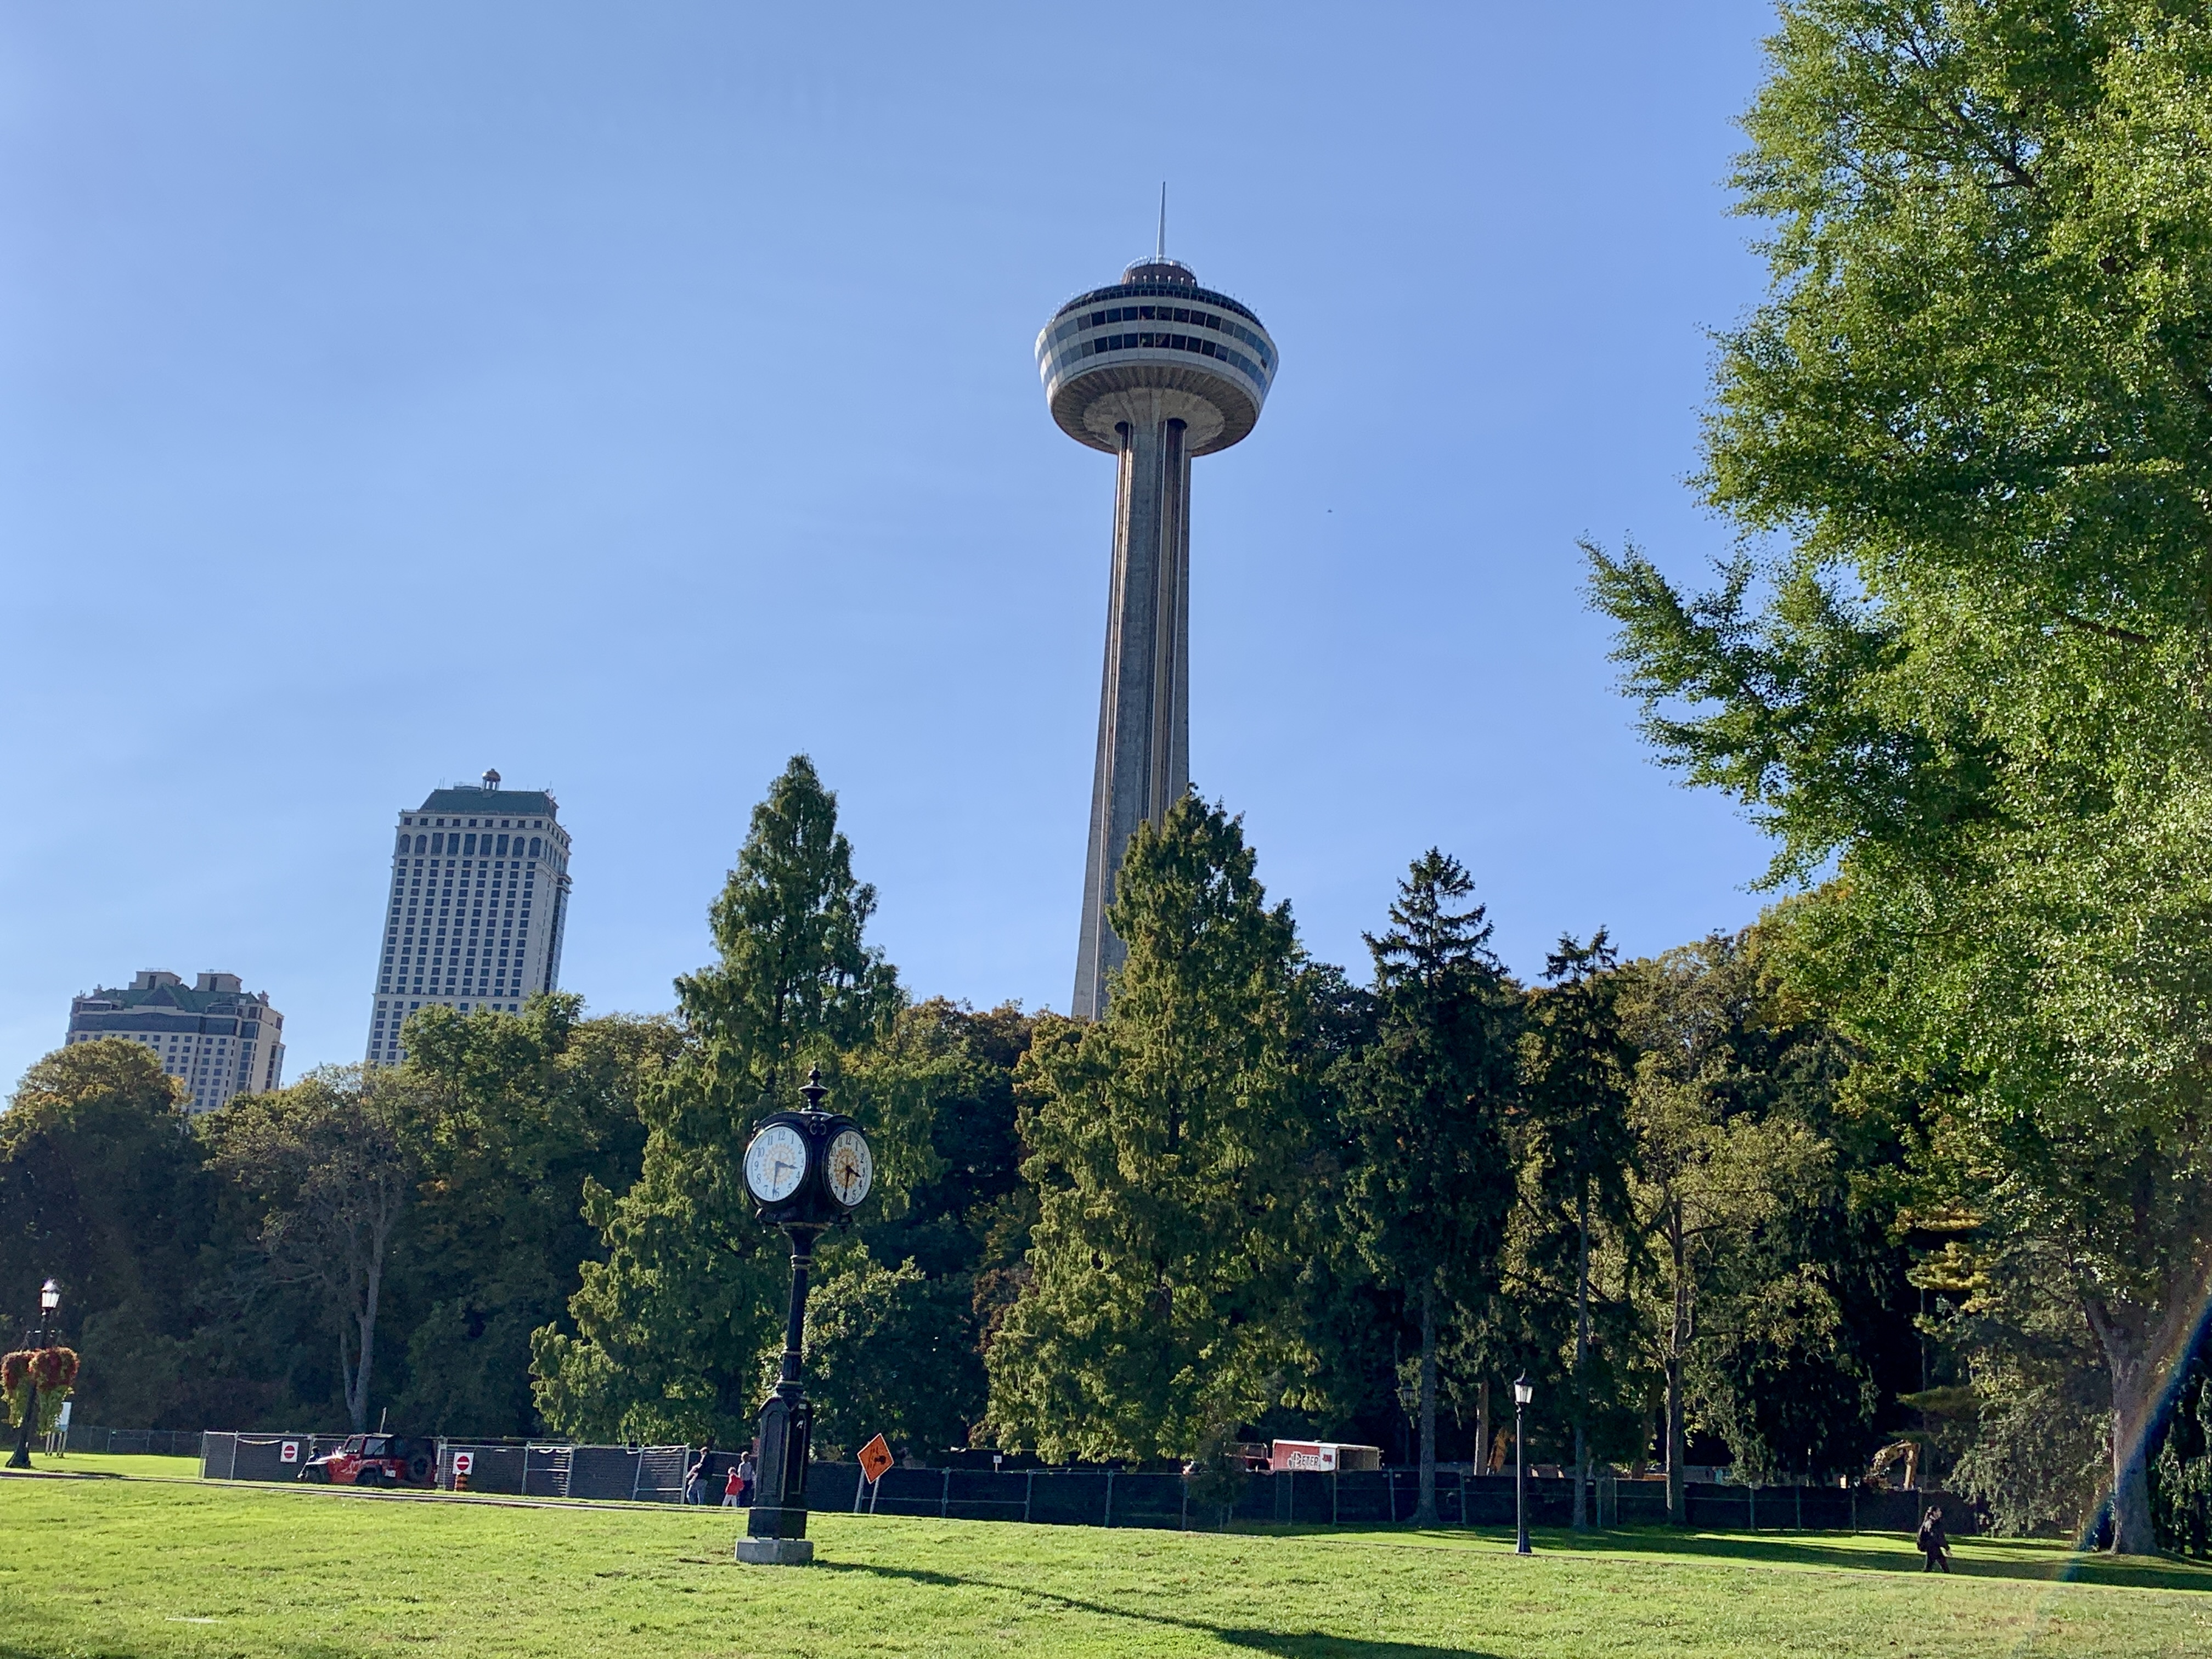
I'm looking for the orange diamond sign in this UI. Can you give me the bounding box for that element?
[857,1435,893,1483]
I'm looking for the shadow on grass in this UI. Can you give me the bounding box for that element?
[814,1560,1498,1657]
[1257,1522,2212,1594]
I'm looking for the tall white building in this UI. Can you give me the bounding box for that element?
[365,770,572,1066]
[66,970,286,1112]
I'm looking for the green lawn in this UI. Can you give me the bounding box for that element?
[20,1451,201,1481]
[4,1473,2210,1657]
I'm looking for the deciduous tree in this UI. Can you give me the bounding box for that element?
[1590,0,2212,1553]
[204,1069,412,1433]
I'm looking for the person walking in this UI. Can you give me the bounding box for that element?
[721,1463,744,1508]
[736,1449,757,1508]
[684,1445,712,1506]
[1916,1505,1951,1573]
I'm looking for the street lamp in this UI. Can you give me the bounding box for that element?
[1513,1373,1534,1555]
[8,1279,60,1470]
[734,1069,873,1566]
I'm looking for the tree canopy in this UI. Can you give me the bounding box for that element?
[1589,0,2212,1552]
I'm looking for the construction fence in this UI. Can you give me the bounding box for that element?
[196,1433,1974,1536]
[60,1425,205,1458]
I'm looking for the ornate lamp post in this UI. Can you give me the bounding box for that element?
[735,1069,873,1565]
[7,1279,60,1471]
[1513,1373,1534,1555]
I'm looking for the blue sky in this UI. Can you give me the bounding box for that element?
[1,1,1783,1088]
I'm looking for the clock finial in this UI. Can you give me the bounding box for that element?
[800,1066,827,1111]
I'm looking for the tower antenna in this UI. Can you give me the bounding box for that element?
[1157,182,1167,261]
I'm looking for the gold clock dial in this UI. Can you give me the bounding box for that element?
[826,1128,873,1208]
[744,1124,808,1204]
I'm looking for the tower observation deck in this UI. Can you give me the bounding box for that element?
[1038,255,1278,1018]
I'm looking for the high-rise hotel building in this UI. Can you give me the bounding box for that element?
[65,970,285,1112]
[366,770,572,1066]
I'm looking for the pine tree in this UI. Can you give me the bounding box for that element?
[531,755,900,1443]
[984,794,1316,1462]
[1521,932,1634,1529]
[1337,851,1518,1526]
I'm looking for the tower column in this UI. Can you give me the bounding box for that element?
[1073,413,1192,1019]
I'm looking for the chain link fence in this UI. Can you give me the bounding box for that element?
[191,1432,1976,1535]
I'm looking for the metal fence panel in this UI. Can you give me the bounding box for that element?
[565,1446,640,1502]
[71,1425,204,1458]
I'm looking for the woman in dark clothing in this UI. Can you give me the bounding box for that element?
[1916,1505,1951,1572]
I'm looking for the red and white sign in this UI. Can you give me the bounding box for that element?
[1268,1441,1383,1474]
[452,1452,475,1476]
[279,1440,300,1464]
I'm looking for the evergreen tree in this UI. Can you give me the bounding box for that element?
[985,794,1316,1462]
[1520,932,1634,1528]
[532,755,901,1443]
[1336,850,1517,1525]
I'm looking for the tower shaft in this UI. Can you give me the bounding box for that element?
[1073,411,1191,1019]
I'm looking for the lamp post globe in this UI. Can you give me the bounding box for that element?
[735,1068,873,1566]
[8,1278,61,1470]
[1513,1373,1533,1555]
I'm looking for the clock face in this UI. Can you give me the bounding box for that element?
[744,1124,808,1205]
[826,1128,873,1208]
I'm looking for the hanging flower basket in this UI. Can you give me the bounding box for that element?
[3,1347,78,1432]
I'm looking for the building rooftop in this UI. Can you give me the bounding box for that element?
[414,787,558,818]
[75,972,274,1014]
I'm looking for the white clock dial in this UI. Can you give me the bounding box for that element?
[826,1128,873,1209]
[744,1124,808,1204]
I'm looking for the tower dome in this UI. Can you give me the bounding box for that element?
[1036,261,1277,457]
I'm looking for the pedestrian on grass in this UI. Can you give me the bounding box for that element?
[1916,1505,1950,1573]
[736,1451,756,1507]
[684,1445,711,1506]
[722,1464,744,1508]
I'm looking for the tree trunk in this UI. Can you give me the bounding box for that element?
[1667,1199,1686,1527]
[1573,1184,1591,1530]
[1477,1378,1492,1479]
[1414,1280,1438,1527]
[347,1250,384,1434]
[2084,1295,2160,1555]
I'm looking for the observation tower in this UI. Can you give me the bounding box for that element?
[1038,249,1277,1017]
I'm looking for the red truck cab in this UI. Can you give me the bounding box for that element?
[300,1435,435,1487]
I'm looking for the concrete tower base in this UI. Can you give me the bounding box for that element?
[1073,400,1192,1020]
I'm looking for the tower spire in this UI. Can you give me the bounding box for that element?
[1157,182,1167,262]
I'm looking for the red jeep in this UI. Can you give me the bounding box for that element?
[299,1435,435,1487]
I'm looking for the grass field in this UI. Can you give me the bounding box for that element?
[4,1472,2210,1657]
[22,1451,201,1481]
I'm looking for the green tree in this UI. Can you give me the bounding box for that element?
[0,1041,228,1427]
[1589,0,2212,1553]
[203,1068,413,1432]
[1336,850,1517,1525]
[532,755,901,1443]
[1615,931,1883,1521]
[380,996,676,1436]
[802,1252,983,1460]
[985,794,1317,1462]
[1520,933,1634,1528]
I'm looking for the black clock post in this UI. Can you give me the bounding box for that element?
[736,1068,874,1566]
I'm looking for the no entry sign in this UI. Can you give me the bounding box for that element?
[279,1440,300,1464]
[452,1452,475,1476]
